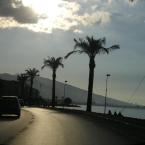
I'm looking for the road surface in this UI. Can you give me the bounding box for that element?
[0,109,34,144]
[2,107,138,145]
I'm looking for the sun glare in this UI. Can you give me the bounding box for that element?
[23,0,62,20]
[20,0,79,33]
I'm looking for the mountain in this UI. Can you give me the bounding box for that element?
[0,73,134,107]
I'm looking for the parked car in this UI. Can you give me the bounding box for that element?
[0,96,21,117]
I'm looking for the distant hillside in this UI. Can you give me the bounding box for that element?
[0,78,40,100]
[0,73,135,107]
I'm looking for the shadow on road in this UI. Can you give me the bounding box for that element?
[0,115,19,121]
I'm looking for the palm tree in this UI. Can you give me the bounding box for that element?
[65,36,120,112]
[17,73,28,100]
[41,57,64,107]
[25,68,39,97]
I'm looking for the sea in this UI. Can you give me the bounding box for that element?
[62,105,145,120]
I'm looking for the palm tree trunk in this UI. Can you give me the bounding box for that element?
[29,78,33,97]
[87,57,95,112]
[23,81,26,105]
[52,70,56,107]
[21,81,24,99]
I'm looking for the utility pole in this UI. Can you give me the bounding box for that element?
[63,80,67,108]
[104,74,111,114]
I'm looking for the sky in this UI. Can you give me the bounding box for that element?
[0,0,145,105]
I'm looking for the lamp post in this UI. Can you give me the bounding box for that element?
[63,80,67,108]
[104,74,111,114]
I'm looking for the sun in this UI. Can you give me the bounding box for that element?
[20,0,78,33]
[22,0,62,20]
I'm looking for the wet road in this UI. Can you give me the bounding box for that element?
[7,108,136,145]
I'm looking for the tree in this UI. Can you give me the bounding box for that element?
[25,68,39,97]
[41,57,64,107]
[65,36,119,112]
[17,73,28,100]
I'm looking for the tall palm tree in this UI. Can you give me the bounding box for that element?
[25,68,39,97]
[17,73,28,100]
[41,57,64,107]
[65,36,120,112]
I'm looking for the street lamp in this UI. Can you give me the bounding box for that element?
[104,74,111,114]
[63,80,68,108]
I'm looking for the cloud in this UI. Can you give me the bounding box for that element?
[76,11,111,25]
[0,0,38,24]
[73,29,83,33]
[0,17,18,28]
[0,0,112,33]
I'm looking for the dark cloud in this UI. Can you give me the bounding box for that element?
[0,0,38,23]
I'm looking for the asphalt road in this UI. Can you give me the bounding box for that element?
[0,109,34,144]
[3,107,138,145]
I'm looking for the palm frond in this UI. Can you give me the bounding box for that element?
[56,57,63,62]
[109,44,120,50]
[66,36,119,59]
[101,37,106,45]
[41,64,46,70]
[42,56,64,70]
[96,47,109,55]
[25,68,39,78]
[56,57,64,68]
[65,50,79,59]
[17,73,28,82]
